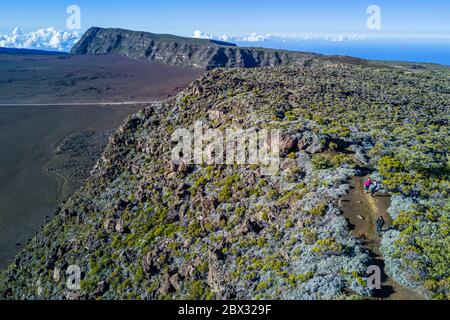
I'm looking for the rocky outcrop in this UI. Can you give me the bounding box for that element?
[70,27,317,69]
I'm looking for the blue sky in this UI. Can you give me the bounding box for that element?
[1,0,449,37]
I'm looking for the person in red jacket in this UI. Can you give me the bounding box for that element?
[364,177,372,194]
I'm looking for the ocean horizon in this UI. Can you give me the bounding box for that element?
[2,34,449,66]
[235,39,450,66]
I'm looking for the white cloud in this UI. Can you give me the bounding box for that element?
[192,30,213,40]
[274,33,367,42]
[0,27,81,52]
[218,34,231,42]
[192,31,270,43]
[190,30,368,44]
[319,35,366,42]
[242,32,269,42]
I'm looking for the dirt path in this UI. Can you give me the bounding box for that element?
[342,175,423,300]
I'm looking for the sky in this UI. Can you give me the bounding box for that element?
[1,1,449,64]
[0,0,449,38]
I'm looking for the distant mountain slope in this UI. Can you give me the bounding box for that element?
[70,27,317,69]
[0,47,67,56]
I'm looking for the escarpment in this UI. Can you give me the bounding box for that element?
[71,27,317,69]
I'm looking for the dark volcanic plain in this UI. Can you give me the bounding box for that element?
[0,51,204,268]
[0,53,204,104]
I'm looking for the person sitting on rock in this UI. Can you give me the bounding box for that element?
[370,181,379,197]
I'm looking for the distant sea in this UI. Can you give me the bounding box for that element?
[235,39,450,66]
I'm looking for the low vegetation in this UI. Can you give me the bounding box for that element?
[1,59,449,300]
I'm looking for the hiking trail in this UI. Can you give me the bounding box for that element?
[342,174,424,300]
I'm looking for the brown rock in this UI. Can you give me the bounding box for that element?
[201,195,218,213]
[103,219,115,233]
[176,183,188,199]
[114,199,129,211]
[297,132,328,154]
[167,172,177,180]
[93,281,109,297]
[169,273,181,291]
[115,219,124,233]
[159,272,173,295]
[281,158,297,170]
[142,252,156,274]
[208,110,223,121]
[207,251,226,299]
[280,135,298,156]
[178,161,189,174]
[165,209,179,223]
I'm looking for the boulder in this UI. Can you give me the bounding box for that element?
[177,161,189,174]
[169,273,181,291]
[114,199,129,212]
[142,251,159,274]
[298,131,328,154]
[159,272,175,295]
[115,219,126,233]
[280,135,298,156]
[165,209,180,223]
[103,219,115,233]
[93,281,109,297]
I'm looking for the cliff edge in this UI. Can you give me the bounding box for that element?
[70,27,316,69]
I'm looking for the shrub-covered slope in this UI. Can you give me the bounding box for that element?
[1,61,449,300]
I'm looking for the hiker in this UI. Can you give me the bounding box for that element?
[364,178,372,193]
[376,216,385,235]
[370,181,378,197]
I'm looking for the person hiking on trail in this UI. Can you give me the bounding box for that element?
[364,178,372,193]
[370,181,379,197]
[376,216,385,235]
